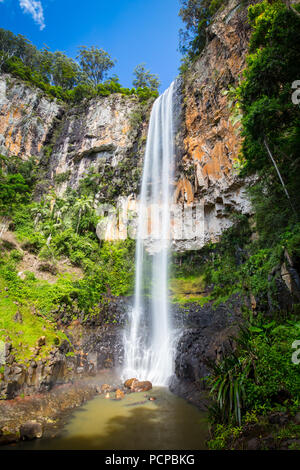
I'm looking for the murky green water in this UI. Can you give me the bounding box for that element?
[13,387,208,450]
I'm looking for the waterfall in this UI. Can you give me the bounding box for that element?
[122,82,175,386]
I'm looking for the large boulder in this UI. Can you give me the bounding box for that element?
[115,389,125,400]
[124,378,152,392]
[100,384,112,393]
[124,378,138,389]
[132,381,152,392]
[20,421,43,440]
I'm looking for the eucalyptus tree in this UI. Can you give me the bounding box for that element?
[51,51,82,89]
[132,63,160,91]
[77,46,116,86]
[179,0,223,57]
[0,28,17,70]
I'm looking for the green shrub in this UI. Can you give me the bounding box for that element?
[208,321,300,425]
[9,249,23,262]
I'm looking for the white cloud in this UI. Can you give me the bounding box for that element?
[19,0,45,30]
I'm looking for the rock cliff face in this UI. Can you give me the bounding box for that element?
[0,72,150,205]
[0,0,252,251]
[0,74,62,159]
[170,294,245,408]
[0,298,128,400]
[46,94,150,200]
[174,0,252,250]
[0,339,94,400]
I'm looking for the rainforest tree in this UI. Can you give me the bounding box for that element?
[132,63,160,91]
[235,0,300,225]
[179,0,226,57]
[77,46,116,86]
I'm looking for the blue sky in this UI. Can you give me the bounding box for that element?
[0,0,183,91]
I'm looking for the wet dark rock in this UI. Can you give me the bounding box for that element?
[59,339,72,354]
[20,421,43,440]
[0,314,112,398]
[0,432,19,445]
[247,438,260,451]
[0,346,94,399]
[170,295,243,407]
[294,412,300,424]
[261,435,276,450]
[76,296,130,371]
[270,389,292,405]
[1,294,128,400]
[5,342,12,356]
[268,412,289,426]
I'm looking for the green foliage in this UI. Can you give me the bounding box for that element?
[242,321,300,409]
[208,333,252,425]
[0,28,158,104]
[50,50,82,90]
[169,275,210,305]
[1,210,134,318]
[4,56,72,101]
[207,423,242,450]
[208,320,300,426]
[234,1,300,225]
[77,46,116,86]
[132,63,160,91]
[134,87,159,102]
[54,171,71,184]
[0,155,38,215]
[0,275,67,363]
[76,239,135,302]
[178,0,227,59]
[177,2,300,447]
[0,173,29,210]
[0,156,136,333]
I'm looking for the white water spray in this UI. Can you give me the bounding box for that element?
[122,82,175,386]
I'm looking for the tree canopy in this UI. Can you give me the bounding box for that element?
[77,46,116,86]
[132,63,160,91]
[179,0,225,58]
[0,28,158,103]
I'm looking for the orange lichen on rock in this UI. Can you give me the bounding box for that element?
[180,0,249,194]
[0,75,62,159]
[8,131,22,156]
[174,178,194,204]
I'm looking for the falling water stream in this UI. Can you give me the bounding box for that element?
[122,82,175,385]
